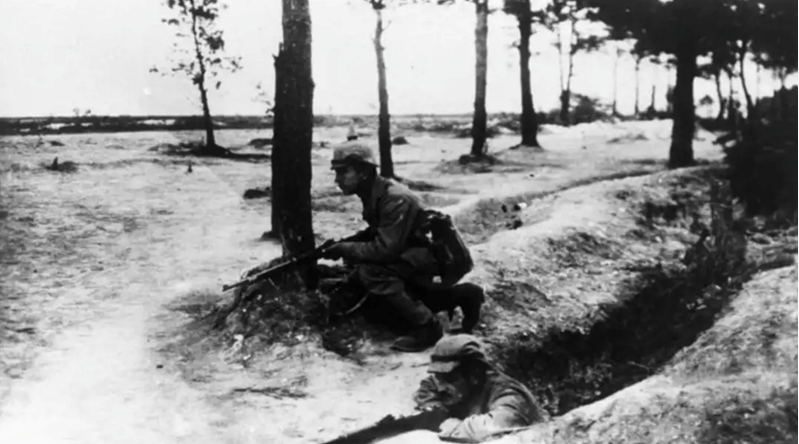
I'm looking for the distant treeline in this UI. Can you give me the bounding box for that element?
[0,112,532,136]
[0,113,496,136]
[0,115,273,136]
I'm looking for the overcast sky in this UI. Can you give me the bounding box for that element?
[0,0,789,118]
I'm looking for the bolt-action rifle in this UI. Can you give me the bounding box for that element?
[221,236,352,293]
[320,407,535,444]
[320,407,448,444]
[211,235,358,328]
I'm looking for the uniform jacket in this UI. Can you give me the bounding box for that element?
[413,370,544,442]
[337,176,435,270]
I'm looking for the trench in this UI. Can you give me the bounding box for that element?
[490,177,760,417]
[176,166,777,413]
[454,167,663,245]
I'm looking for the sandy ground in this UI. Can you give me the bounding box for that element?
[0,145,281,443]
[3,120,784,444]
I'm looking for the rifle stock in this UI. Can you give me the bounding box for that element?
[320,408,448,444]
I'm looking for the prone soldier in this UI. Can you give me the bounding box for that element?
[413,334,545,441]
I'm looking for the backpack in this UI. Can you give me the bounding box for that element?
[419,209,474,286]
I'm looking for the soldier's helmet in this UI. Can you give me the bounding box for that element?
[427,334,490,374]
[330,142,378,170]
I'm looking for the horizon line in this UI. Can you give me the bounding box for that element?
[0,111,556,121]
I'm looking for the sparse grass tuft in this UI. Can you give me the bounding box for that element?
[697,386,798,444]
[607,132,649,144]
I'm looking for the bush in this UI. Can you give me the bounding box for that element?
[538,94,613,126]
[723,118,798,219]
[571,94,613,125]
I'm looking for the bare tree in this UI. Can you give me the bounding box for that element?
[153,0,241,155]
[611,44,624,116]
[470,0,490,157]
[436,0,491,158]
[538,0,604,126]
[632,51,644,116]
[367,0,395,177]
[504,0,542,148]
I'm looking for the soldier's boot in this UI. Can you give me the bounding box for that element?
[391,318,443,353]
[448,283,485,334]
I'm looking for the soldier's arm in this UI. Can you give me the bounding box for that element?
[336,195,418,262]
[413,376,446,411]
[348,227,375,242]
[439,386,536,441]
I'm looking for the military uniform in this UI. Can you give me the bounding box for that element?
[335,174,440,328]
[325,142,446,351]
[413,335,544,442]
[326,142,484,351]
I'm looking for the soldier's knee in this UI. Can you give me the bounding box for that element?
[355,263,380,282]
[355,263,406,296]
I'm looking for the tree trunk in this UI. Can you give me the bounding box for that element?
[737,48,755,121]
[559,90,571,125]
[189,7,216,149]
[198,85,216,148]
[516,3,540,148]
[668,37,697,168]
[666,86,674,113]
[666,65,674,113]
[649,84,656,113]
[373,7,394,177]
[714,71,725,123]
[725,68,736,125]
[648,59,658,114]
[770,87,780,122]
[612,50,619,116]
[272,0,317,287]
[634,57,641,116]
[470,0,489,157]
[754,63,761,108]
[778,71,789,122]
[559,19,576,126]
[270,52,284,240]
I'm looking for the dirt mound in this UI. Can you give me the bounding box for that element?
[453,168,668,245]
[247,138,273,148]
[607,131,649,144]
[392,136,409,145]
[148,141,269,162]
[476,171,797,443]
[170,262,403,363]
[42,157,79,173]
[242,186,271,200]
[495,265,797,444]
[435,153,531,175]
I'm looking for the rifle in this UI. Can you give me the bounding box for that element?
[222,236,355,292]
[320,408,449,444]
[210,236,357,329]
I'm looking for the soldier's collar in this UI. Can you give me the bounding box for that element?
[368,175,389,203]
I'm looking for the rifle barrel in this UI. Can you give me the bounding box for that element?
[221,246,324,292]
[220,234,361,292]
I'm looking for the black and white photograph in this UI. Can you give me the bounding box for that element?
[0,0,796,443]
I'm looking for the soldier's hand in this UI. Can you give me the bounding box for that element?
[240,264,264,279]
[319,242,346,260]
[438,418,463,437]
[318,238,338,251]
